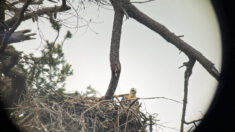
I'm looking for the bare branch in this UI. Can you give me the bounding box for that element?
[180,58,196,132]
[0,0,32,53]
[139,96,182,104]
[120,0,219,80]
[3,3,71,30]
[184,119,202,125]
[131,0,155,4]
[0,29,36,44]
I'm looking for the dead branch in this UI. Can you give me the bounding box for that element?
[119,0,219,80]
[180,58,196,132]
[131,0,155,4]
[0,0,32,52]
[3,3,71,30]
[139,96,182,104]
[0,29,36,44]
[184,119,202,125]
[104,1,124,100]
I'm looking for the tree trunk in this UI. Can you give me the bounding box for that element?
[104,3,124,100]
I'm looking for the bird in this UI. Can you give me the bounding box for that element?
[126,88,137,100]
[115,88,139,109]
[115,88,137,100]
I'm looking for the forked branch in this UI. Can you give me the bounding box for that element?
[105,0,219,100]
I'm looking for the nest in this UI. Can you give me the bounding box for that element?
[6,89,152,132]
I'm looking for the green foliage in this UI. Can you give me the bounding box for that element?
[24,41,73,95]
[65,31,72,39]
[83,85,97,97]
[55,88,66,95]
[20,24,73,95]
[63,86,97,97]
[50,17,62,32]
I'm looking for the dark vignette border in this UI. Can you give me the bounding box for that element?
[0,103,20,131]
[0,1,235,132]
[195,1,235,132]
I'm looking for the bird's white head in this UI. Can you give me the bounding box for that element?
[130,88,137,95]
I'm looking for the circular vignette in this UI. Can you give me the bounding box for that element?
[195,1,235,132]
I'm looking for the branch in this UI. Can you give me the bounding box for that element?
[3,3,71,30]
[180,58,196,132]
[185,118,202,132]
[139,96,182,104]
[0,0,70,47]
[104,1,124,100]
[0,29,36,44]
[184,119,202,125]
[120,0,219,80]
[131,0,155,4]
[0,0,32,53]
[7,0,43,7]
[62,0,67,8]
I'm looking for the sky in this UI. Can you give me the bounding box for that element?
[15,0,221,131]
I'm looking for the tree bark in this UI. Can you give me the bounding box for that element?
[120,0,219,80]
[104,2,124,100]
[0,0,6,33]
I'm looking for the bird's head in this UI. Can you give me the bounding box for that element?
[130,88,137,95]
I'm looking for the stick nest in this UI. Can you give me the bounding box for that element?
[6,89,151,132]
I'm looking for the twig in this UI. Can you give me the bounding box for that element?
[131,0,155,4]
[139,97,182,104]
[79,100,113,125]
[185,118,202,130]
[149,115,153,132]
[18,112,34,125]
[184,119,202,125]
[124,109,131,132]
[127,98,139,111]
[117,109,119,132]
[157,123,179,131]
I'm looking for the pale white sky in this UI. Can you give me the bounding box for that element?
[15,0,221,131]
